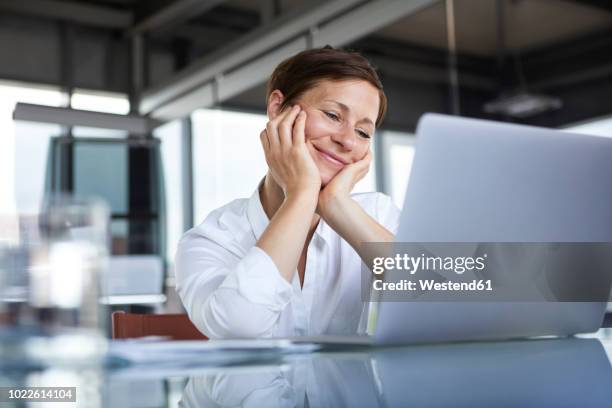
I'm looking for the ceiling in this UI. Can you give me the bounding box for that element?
[5,0,611,57]
[377,0,612,56]
[1,0,611,128]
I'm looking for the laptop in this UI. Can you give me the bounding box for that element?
[294,113,612,346]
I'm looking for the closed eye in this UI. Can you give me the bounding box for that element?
[357,129,371,139]
[324,111,340,121]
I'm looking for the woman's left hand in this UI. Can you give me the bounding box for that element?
[317,149,372,220]
[316,148,394,257]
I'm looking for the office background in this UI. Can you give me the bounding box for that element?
[1,0,612,313]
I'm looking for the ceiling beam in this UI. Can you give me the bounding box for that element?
[139,0,364,115]
[13,103,160,135]
[130,0,226,34]
[0,0,133,29]
[141,0,439,120]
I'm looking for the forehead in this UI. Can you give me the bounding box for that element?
[300,79,380,125]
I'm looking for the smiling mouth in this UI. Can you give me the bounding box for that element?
[313,145,347,166]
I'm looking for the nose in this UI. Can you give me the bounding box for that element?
[330,123,356,151]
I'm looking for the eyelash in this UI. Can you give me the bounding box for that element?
[324,111,371,139]
[324,111,340,121]
[358,130,371,139]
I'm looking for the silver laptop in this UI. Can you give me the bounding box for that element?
[292,113,612,347]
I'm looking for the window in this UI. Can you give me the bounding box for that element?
[67,91,143,255]
[1,83,132,221]
[70,89,130,115]
[380,130,416,209]
[154,120,184,268]
[192,109,270,224]
[0,80,64,222]
[70,89,130,138]
[72,142,128,214]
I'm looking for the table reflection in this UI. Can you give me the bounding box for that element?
[180,338,612,408]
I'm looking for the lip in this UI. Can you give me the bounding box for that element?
[313,145,349,166]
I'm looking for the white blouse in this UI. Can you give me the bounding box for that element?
[175,187,400,339]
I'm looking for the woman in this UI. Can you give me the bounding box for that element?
[176,47,400,339]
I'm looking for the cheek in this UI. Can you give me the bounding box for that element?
[352,142,370,161]
[304,115,334,141]
[305,143,339,186]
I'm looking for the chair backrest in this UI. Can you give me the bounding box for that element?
[112,311,208,340]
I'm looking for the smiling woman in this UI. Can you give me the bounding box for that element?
[175,46,400,339]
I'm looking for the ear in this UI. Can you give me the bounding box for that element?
[267,90,285,120]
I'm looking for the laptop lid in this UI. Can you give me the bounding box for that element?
[375,113,612,344]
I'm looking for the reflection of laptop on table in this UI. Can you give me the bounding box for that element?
[294,113,612,347]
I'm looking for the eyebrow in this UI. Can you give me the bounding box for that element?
[324,99,375,127]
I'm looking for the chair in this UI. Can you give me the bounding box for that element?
[111,311,208,340]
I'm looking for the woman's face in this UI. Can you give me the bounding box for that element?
[293,79,380,186]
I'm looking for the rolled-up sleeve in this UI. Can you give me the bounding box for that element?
[175,230,293,339]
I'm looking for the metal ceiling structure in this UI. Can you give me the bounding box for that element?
[12,103,160,134]
[1,0,611,130]
[141,0,440,120]
[129,0,227,34]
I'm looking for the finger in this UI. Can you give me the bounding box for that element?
[340,159,370,187]
[265,120,280,152]
[364,150,373,166]
[266,105,294,150]
[356,155,372,175]
[293,110,307,145]
[348,149,371,169]
[269,103,294,127]
[341,151,371,179]
[266,110,288,151]
[354,167,369,184]
[357,151,373,177]
[354,150,372,170]
[259,129,270,152]
[278,105,301,148]
[360,151,372,169]
[260,130,274,169]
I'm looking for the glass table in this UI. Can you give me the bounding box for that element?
[2,330,612,407]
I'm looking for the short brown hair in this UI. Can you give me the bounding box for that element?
[267,46,387,127]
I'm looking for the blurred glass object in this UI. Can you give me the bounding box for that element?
[0,196,110,368]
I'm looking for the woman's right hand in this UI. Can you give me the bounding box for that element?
[260,105,321,199]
